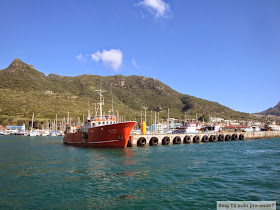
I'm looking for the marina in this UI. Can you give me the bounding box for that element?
[1,0,279,209]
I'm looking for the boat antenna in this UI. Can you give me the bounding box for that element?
[110,83,114,116]
[95,78,106,119]
[88,101,90,118]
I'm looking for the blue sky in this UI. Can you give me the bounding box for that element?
[0,0,279,114]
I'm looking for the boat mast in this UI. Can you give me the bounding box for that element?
[95,89,106,119]
[111,83,114,116]
[56,114,58,132]
[31,113,34,131]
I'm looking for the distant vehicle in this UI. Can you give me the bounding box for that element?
[132,130,141,135]
[242,127,254,132]
[165,130,173,134]
[242,126,260,132]
[252,126,260,132]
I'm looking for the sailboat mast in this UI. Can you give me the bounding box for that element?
[31,113,34,131]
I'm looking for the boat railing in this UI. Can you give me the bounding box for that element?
[91,115,117,121]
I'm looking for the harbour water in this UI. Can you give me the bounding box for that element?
[0,136,279,209]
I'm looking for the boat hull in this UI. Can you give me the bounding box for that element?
[63,121,136,148]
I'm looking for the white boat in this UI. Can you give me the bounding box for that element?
[41,130,50,136]
[2,130,12,135]
[201,124,221,133]
[57,131,64,136]
[3,125,25,135]
[29,130,40,136]
[16,131,28,135]
[50,131,57,136]
[173,122,201,134]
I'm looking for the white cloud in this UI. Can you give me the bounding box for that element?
[91,49,123,71]
[132,58,140,69]
[76,53,88,62]
[91,51,101,62]
[138,0,170,18]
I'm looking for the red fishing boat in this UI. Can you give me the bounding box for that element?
[63,89,136,148]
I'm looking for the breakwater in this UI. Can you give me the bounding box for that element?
[129,131,280,147]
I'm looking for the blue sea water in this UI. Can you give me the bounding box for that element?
[0,136,279,209]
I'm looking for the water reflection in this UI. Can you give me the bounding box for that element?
[122,148,137,166]
[73,147,138,180]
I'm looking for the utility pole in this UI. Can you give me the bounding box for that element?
[158,112,159,126]
[151,110,152,128]
[142,106,148,123]
[116,110,119,122]
[168,108,170,130]
[155,111,157,133]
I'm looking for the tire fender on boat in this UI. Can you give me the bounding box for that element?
[239,134,245,140]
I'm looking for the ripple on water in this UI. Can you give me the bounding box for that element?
[0,136,279,209]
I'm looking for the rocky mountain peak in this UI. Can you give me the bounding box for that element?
[258,101,280,116]
[47,73,60,78]
[8,58,34,69]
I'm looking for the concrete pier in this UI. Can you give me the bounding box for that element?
[128,131,280,147]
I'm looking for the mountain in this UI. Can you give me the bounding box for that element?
[0,58,252,125]
[258,102,280,116]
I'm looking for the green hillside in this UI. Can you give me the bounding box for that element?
[0,58,252,125]
[258,102,280,116]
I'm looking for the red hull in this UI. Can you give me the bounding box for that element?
[63,121,136,148]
